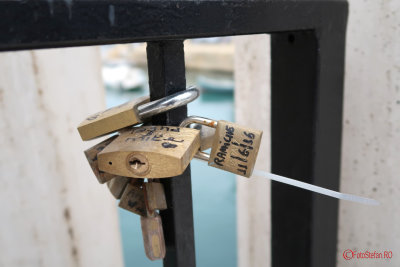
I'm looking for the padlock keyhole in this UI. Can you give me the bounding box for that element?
[126,153,150,176]
[129,159,146,170]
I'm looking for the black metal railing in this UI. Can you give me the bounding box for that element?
[0,1,348,266]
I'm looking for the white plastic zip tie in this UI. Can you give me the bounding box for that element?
[252,169,379,206]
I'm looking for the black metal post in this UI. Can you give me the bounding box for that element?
[147,41,196,267]
[271,31,318,267]
[271,27,346,267]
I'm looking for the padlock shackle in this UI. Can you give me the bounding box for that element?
[194,151,210,161]
[179,116,218,129]
[138,87,199,119]
[180,116,218,162]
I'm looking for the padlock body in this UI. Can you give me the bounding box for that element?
[145,181,167,211]
[119,183,147,216]
[106,176,129,199]
[78,96,149,140]
[84,135,121,184]
[209,120,262,177]
[141,214,166,260]
[97,126,200,178]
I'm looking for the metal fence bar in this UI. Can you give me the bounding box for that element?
[147,41,196,267]
[271,25,347,267]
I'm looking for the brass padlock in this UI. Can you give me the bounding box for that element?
[84,135,122,184]
[97,126,200,178]
[108,177,144,199]
[78,88,199,140]
[141,213,166,261]
[180,116,263,177]
[144,181,167,212]
[106,176,130,199]
[119,183,147,216]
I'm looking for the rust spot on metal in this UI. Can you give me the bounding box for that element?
[205,120,217,128]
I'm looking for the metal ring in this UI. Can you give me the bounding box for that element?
[194,151,210,161]
[138,86,199,119]
[180,116,218,162]
[179,116,218,128]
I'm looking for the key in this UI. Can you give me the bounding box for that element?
[141,213,166,261]
[144,181,167,212]
[97,126,200,178]
[180,116,263,177]
[84,135,122,184]
[77,88,199,140]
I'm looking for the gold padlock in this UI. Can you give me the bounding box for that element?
[97,126,200,178]
[180,116,263,177]
[144,181,167,212]
[119,183,147,216]
[84,135,122,184]
[108,177,144,199]
[141,213,166,261]
[106,176,130,199]
[78,88,199,141]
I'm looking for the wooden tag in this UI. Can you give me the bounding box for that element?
[77,96,149,140]
[119,183,147,216]
[97,126,200,178]
[209,120,263,177]
[145,181,167,211]
[84,135,120,184]
[106,177,129,199]
[141,214,166,261]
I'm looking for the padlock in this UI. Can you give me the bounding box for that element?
[106,176,129,199]
[119,183,147,216]
[97,126,200,178]
[78,87,199,141]
[144,181,167,211]
[180,116,263,177]
[141,213,166,260]
[107,177,144,199]
[84,135,122,184]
